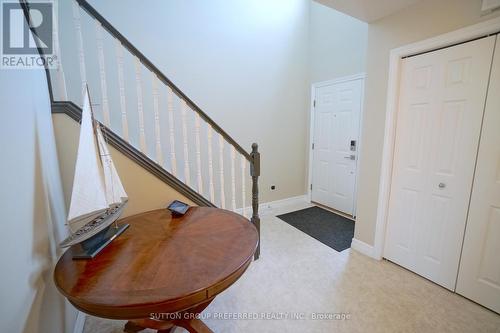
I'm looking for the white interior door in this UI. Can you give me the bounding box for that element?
[311,78,363,215]
[384,36,495,290]
[456,35,500,313]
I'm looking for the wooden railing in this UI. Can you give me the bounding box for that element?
[27,0,260,258]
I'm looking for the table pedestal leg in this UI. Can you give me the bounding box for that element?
[124,321,147,333]
[172,317,212,333]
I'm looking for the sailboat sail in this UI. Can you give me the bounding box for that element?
[67,88,108,232]
[96,125,128,206]
[62,87,128,245]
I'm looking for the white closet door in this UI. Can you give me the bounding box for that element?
[384,36,496,290]
[456,35,500,313]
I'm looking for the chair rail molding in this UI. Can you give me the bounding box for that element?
[52,101,216,208]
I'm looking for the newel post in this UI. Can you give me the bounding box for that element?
[250,143,260,260]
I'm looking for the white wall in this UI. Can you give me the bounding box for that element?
[309,1,368,83]
[0,66,77,331]
[54,0,369,204]
[355,0,500,246]
[58,0,311,203]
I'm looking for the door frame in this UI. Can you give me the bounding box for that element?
[307,73,366,217]
[372,17,500,260]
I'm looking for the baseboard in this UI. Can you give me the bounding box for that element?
[351,238,379,259]
[73,311,86,333]
[235,195,309,217]
[258,195,309,216]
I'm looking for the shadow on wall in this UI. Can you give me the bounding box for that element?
[0,64,77,332]
[20,135,67,333]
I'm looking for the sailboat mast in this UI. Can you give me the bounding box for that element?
[97,121,119,229]
[85,86,119,229]
[86,85,100,145]
[85,86,114,201]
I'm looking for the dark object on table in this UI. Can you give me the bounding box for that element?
[167,200,190,215]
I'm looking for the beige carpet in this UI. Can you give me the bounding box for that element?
[83,202,500,333]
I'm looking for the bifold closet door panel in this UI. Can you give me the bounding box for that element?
[456,35,500,314]
[384,36,496,290]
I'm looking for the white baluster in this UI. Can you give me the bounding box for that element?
[230,146,237,211]
[152,75,163,165]
[167,87,177,176]
[195,114,203,194]
[72,1,86,101]
[115,40,129,141]
[181,100,191,186]
[218,133,226,209]
[241,155,247,217]
[95,21,110,126]
[207,125,215,203]
[134,57,147,153]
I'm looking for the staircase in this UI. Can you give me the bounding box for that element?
[24,0,260,258]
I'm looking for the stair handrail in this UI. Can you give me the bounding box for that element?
[24,0,261,259]
[75,0,251,162]
[76,0,261,259]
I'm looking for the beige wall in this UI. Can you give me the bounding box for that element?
[52,114,195,218]
[309,1,368,83]
[0,68,77,330]
[355,0,500,245]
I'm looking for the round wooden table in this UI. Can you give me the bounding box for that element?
[54,207,258,333]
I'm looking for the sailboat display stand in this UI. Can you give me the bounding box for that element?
[59,86,129,259]
[72,219,129,259]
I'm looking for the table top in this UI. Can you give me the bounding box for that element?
[54,207,258,319]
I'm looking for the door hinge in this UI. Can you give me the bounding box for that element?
[310,184,313,190]
[313,100,316,108]
[312,143,315,150]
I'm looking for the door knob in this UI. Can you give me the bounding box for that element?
[344,155,356,160]
[438,183,446,189]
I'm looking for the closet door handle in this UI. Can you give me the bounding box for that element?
[438,183,446,189]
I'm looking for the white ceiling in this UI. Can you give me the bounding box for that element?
[315,0,422,23]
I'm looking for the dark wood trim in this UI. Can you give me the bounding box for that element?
[74,0,251,162]
[52,101,215,208]
[250,143,260,260]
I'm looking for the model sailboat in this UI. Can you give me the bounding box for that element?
[59,87,129,258]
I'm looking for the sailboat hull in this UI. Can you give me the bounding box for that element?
[60,201,128,248]
[63,88,129,256]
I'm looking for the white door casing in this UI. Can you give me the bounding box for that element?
[456,35,500,313]
[311,78,363,215]
[384,36,496,290]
